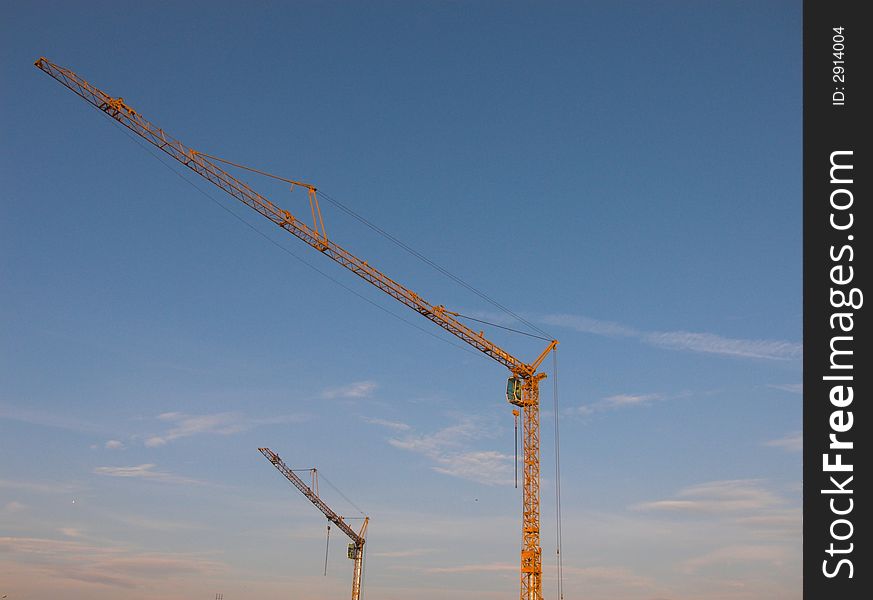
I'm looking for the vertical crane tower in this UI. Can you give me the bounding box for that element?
[34,57,558,600]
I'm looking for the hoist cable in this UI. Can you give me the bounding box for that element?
[553,348,564,599]
[360,542,368,600]
[514,413,519,489]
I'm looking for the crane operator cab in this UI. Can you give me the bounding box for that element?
[348,543,356,559]
[506,377,524,407]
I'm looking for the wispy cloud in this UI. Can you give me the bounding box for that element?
[388,418,480,455]
[372,548,434,558]
[0,478,82,496]
[643,331,802,360]
[387,418,513,485]
[105,440,124,450]
[144,411,307,447]
[2,500,27,513]
[734,509,802,531]
[577,392,663,415]
[0,404,104,433]
[94,464,204,485]
[765,431,802,453]
[541,313,801,361]
[679,543,791,573]
[561,565,655,588]
[58,527,83,538]
[603,393,660,407]
[322,380,377,399]
[362,416,412,431]
[633,480,784,514]
[431,450,512,482]
[540,314,638,337]
[619,478,801,571]
[427,562,516,573]
[768,383,803,394]
[0,536,224,590]
[106,513,208,532]
[145,412,246,447]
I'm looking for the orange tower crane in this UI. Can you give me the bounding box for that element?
[35,57,558,600]
[259,447,369,600]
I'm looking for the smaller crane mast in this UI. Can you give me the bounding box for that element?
[259,447,369,600]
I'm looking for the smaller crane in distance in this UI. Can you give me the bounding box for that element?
[259,447,369,600]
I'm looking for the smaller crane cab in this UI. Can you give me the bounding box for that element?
[348,543,356,559]
[506,377,523,406]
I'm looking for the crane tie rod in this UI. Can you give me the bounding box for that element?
[319,187,553,340]
[450,313,552,341]
[193,148,552,341]
[197,151,316,191]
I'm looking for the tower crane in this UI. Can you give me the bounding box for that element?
[35,57,558,600]
[259,447,369,600]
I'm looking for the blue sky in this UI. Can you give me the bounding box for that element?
[2,2,801,599]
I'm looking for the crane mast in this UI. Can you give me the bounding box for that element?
[35,57,558,600]
[260,448,369,600]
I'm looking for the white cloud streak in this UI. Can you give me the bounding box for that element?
[577,392,663,415]
[371,548,434,558]
[764,431,802,453]
[541,313,801,361]
[0,478,82,496]
[0,404,104,433]
[679,543,792,573]
[387,418,513,486]
[0,536,224,590]
[560,565,655,588]
[105,513,208,532]
[2,501,27,513]
[361,416,412,431]
[427,562,516,573]
[59,527,83,538]
[643,331,802,360]
[94,464,203,485]
[633,480,784,515]
[146,411,247,447]
[144,411,307,447]
[321,380,378,399]
[540,314,639,338]
[768,383,803,394]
